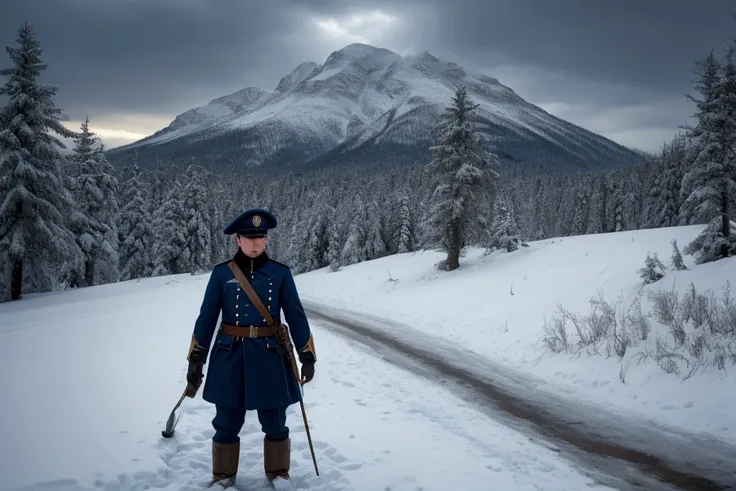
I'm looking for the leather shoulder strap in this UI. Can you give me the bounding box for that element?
[228,261,275,326]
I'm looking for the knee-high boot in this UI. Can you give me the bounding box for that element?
[263,437,291,481]
[211,441,240,485]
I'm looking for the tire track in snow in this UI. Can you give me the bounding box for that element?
[304,302,736,491]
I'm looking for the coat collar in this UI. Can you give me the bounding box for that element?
[233,249,269,271]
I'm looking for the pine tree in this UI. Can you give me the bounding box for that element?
[340,196,368,267]
[680,50,736,262]
[327,216,344,272]
[118,155,154,280]
[569,178,590,236]
[207,192,229,264]
[424,86,499,271]
[642,135,687,229]
[177,164,214,274]
[150,181,186,276]
[585,174,607,235]
[395,194,416,253]
[670,239,687,271]
[485,196,527,253]
[0,23,84,300]
[638,252,666,284]
[607,174,626,232]
[302,202,331,271]
[68,117,120,286]
[363,200,386,261]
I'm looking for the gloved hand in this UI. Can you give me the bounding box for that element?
[186,361,204,397]
[300,362,315,384]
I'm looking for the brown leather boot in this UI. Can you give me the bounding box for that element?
[211,441,239,486]
[263,437,291,482]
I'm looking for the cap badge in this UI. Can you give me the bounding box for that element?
[252,215,262,227]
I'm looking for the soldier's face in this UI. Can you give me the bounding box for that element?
[237,235,268,258]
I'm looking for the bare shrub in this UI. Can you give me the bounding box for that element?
[649,287,686,348]
[540,280,736,379]
[542,307,570,353]
[585,293,616,343]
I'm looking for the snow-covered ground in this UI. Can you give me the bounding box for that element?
[0,273,611,491]
[296,225,736,446]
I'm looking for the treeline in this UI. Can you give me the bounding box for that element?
[1,22,734,301]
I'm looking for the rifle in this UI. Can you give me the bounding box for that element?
[228,262,319,477]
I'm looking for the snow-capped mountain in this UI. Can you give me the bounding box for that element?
[107,43,643,173]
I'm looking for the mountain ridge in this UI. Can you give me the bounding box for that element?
[107,42,643,174]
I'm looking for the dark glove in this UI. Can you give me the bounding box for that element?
[300,362,315,384]
[186,361,204,397]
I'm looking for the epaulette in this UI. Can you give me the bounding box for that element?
[213,257,234,268]
[268,258,291,269]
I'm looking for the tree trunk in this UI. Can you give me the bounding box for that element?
[444,223,462,271]
[11,258,22,300]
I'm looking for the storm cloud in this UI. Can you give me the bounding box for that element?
[1,0,734,151]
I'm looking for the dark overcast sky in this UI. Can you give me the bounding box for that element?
[1,0,735,151]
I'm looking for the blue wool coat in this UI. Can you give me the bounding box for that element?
[190,251,311,410]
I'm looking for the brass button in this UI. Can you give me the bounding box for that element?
[236,313,239,317]
[235,305,239,309]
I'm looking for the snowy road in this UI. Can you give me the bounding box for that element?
[302,300,736,491]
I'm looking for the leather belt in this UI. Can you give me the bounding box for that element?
[220,321,274,339]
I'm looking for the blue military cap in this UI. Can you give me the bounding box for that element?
[223,208,277,236]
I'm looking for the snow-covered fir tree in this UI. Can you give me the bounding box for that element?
[680,50,736,263]
[394,193,417,254]
[424,86,500,271]
[641,135,687,228]
[207,192,229,264]
[670,239,687,271]
[300,201,331,272]
[638,252,666,284]
[340,196,368,267]
[175,164,215,274]
[606,172,626,233]
[363,199,386,260]
[327,217,344,272]
[118,153,154,280]
[485,195,527,253]
[67,117,120,286]
[149,179,187,276]
[569,177,590,236]
[0,23,84,300]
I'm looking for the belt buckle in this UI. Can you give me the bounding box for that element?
[249,326,257,338]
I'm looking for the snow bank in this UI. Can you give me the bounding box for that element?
[296,225,736,445]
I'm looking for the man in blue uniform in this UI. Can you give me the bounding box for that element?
[184,208,317,487]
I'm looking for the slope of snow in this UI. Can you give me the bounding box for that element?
[295,225,736,446]
[137,87,273,147]
[0,273,611,490]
